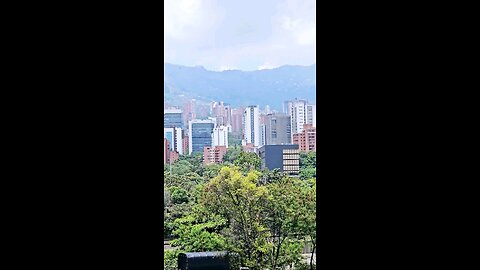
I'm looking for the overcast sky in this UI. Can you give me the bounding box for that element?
[164,0,316,71]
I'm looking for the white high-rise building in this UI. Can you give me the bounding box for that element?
[212,126,229,147]
[286,99,316,135]
[243,106,261,147]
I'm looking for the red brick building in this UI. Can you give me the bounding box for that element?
[164,138,169,164]
[292,124,316,152]
[182,134,189,155]
[203,146,228,165]
[164,138,179,164]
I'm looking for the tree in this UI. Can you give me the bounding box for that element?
[228,134,243,148]
[265,177,307,269]
[234,151,261,173]
[223,147,242,165]
[170,205,228,252]
[299,151,316,181]
[291,178,316,270]
[164,203,192,239]
[177,152,204,174]
[259,168,287,185]
[168,186,189,204]
[164,189,171,208]
[302,179,316,270]
[164,249,183,270]
[299,167,316,180]
[202,164,223,180]
[299,152,316,168]
[201,167,271,270]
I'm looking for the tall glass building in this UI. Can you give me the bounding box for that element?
[189,119,215,154]
[164,108,183,128]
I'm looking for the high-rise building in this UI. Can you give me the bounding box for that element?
[263,113,292,145]
[164,127,183,155]
[224,105,232,127]
[231,108,244,135]
[212,126,229,147]
[189,119,215,154]
[211,101,232,127]
[203,146,228,165]
[293,124,316,152]
[285,99,316,135]
[183,99,196,126]
[243,105,260,147]
[164,108,183,128]
[258,144,300,176]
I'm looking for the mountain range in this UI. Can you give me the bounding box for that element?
[164,63,316,110]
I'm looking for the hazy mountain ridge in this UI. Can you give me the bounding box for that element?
[164,63,316,109]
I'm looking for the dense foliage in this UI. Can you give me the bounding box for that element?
[164,150,317,270]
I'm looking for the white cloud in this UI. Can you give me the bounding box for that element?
[164,0,315,70]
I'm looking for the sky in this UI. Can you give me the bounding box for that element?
[164,0,316,71]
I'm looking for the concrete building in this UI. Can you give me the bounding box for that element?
[203,146,228,165]
[189,119,215,154]
[293,124,316,152]
[263,113,292,145]
[212,126,229,147]
[243,105,260,147]
[258,144,300,176]
[164,127,183,155]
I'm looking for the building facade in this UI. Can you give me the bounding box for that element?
[203,146,228,165]
[189,119,215,154]
[182,133,189,155]
[164,138,179,164]
[292,124,316,152]
[258,144,300,176]
[263,113,291,145]
[243,105,260,147]
[231,108,244,135]
[164,108,183,128]
[285,99,316,135]
[164,127,183,155]
[212,126,229,147]
[183,99,196,126]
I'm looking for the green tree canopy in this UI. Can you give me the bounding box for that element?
[202,167,271,269]
[234,151,261,173]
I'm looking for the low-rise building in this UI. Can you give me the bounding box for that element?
[203,146,228,165]
[164,138,179,164]
[292,124,316,152]
[258,144,300,176]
